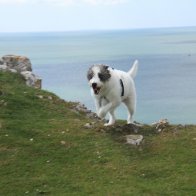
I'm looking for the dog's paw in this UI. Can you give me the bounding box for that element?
[104,118,115,126]
[104,122,115,126]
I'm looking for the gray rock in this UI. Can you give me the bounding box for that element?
[34,77,42,89]
[126,134,143,145]
[0,64,8,71]
[0,58,3,65]
[74,102,98,119]
[21,71,41,89]
[9,69,17,73]
[0,54,42,89]
[2,54,32,73]
[75,103,90,113]
[37,95,44,99]
[48,96,53,100]
[84,123,92,129]
[152,119,169,133]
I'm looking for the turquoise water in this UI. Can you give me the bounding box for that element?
[1,27,196,124]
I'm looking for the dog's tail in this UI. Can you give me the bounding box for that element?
[128,60,138,79]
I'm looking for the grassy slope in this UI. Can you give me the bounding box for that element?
[0,72,195,196]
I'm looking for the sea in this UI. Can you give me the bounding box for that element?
[0,26,196,124]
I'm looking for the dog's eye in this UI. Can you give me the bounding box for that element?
[98,73,104,80]
[98,70,111,82]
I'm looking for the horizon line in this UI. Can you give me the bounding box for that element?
[0,25,196,34]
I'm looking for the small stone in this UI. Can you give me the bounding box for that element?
[84,123,92,128]
[34,77,42,89]
[37,95,44,99]
[0,100,6,106]
[126,134,143,145]
[60,141,66,145]
[30,138,34,141]
[157,128,162,133]
[9,68,17,73]
[48,96,53,100]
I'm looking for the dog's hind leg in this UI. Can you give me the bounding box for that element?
[124,98,135,124]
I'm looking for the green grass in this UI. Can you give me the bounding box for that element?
[0,72,195,195]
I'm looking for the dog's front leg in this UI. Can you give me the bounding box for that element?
[94,97,108,117]
[98,101,120,120]
[97,102,112,119]
[94,98,102,115]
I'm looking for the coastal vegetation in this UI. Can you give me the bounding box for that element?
[0,72,195,195]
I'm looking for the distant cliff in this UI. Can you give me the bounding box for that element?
[0,54,41,89]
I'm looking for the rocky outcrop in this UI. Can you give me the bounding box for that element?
[72,102,99,119]
[0,55,41,89]
[2,55,32,72]
[152,119,169,133]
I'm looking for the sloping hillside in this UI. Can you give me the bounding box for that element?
[0,72,195,195]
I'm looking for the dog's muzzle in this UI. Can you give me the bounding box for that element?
[92,83,101,95]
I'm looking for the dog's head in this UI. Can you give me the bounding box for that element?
[87,64,111,95]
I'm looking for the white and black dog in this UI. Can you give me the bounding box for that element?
[87,60,138,126]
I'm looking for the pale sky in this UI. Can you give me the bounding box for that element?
[0,0,196,32]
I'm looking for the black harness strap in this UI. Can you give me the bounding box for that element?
[120,79,124,97]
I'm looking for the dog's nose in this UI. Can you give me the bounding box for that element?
[92,83,97,88]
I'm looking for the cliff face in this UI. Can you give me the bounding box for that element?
[0,54,41,89]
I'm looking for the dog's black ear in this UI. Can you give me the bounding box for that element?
[87,67,94,81]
